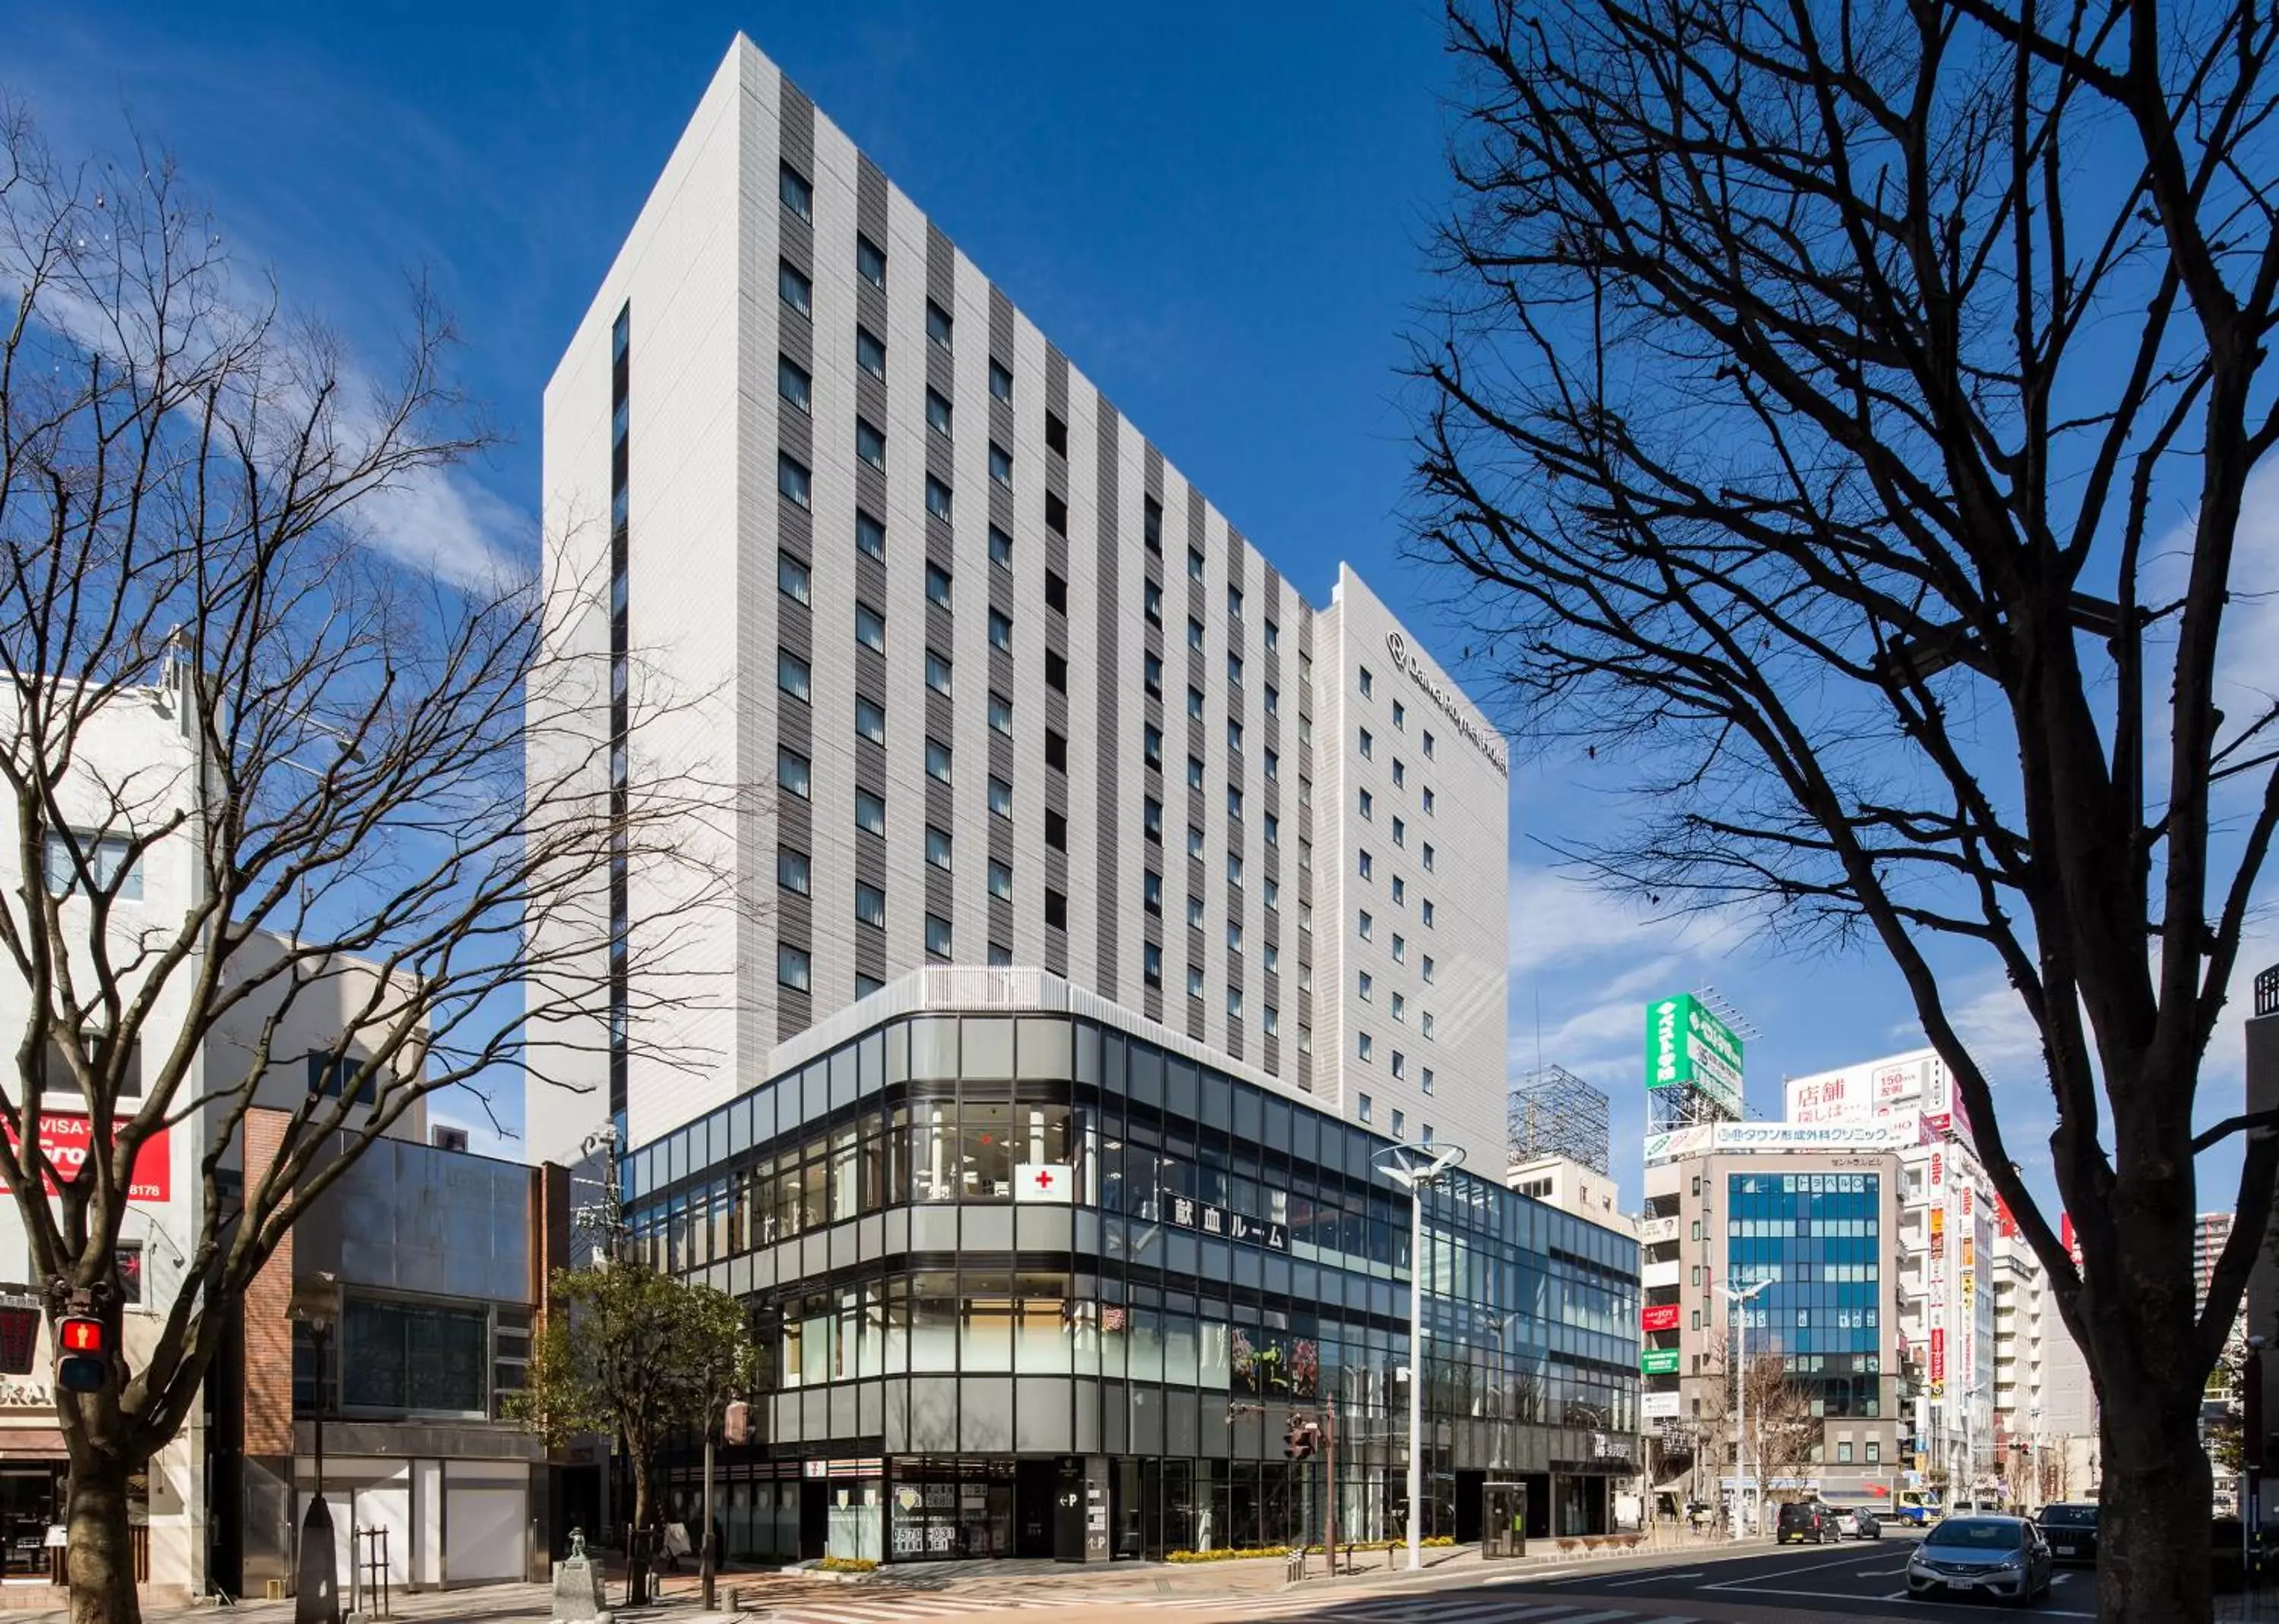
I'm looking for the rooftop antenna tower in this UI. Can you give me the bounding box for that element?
[1507,1066,1611,1175]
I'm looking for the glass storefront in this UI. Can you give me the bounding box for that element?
[631,1006,1639,1561]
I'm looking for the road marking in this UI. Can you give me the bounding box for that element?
[1601,1569,1702,1586]
[1702,1550,1898,1588]
[1553,1611,1660,1624]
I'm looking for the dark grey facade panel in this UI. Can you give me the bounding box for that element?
[779,81,817,175]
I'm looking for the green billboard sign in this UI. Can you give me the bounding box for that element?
[1645,994,1744,1116]
[1640,1348,1681,1374]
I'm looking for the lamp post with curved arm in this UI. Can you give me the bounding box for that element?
[1374,1141,1465,1572]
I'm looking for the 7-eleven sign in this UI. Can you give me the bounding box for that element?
[1015,1164,1074,1204]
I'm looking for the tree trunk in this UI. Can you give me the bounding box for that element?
[65,1446,139,1624]
[2097,1370,2214,1622]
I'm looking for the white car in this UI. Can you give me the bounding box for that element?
[1836,1508,1883,1540]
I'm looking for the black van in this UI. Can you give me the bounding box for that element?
[1778,1500,1833,1543]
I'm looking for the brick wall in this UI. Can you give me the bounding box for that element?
[240,1108,294,1458]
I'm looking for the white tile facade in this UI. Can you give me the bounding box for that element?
[529,36,1511,1168]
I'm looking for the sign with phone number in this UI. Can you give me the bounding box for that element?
[2,1115,170,1202]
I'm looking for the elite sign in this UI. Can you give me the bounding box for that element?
[1644,995,1744,1117]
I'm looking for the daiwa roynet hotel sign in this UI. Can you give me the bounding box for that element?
[1384,630,1509,778]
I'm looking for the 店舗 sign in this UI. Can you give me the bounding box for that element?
[1644,994,1745,1117]
[1382,631,1509,777]
[2,1114,170,1202]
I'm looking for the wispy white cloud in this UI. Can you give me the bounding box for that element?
[354,468,531,590]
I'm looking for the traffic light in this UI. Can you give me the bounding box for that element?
[1284,1412,1316,1460]
[54,1316,108,1393]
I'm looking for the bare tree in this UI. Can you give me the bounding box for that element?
[1412,0,2279,1615]
[0,110,732,1624]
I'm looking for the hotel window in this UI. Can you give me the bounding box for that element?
[1045,810,1067,850]
[1045,889,1068,929]
[1421,953,1435,983]
[1263,877,1279,909]
[1227,918,1244,953]
[1264,812,1279,845]
[1421,1123,1435,1148]
[778,944,811,991]
[1392,817,1405,848]
[1263,683,1277,716]
[1264,619,1279,651]
[989,444,1013,485]
[1145,581,1162,624]
[990,777,1014,819]
[1423,842,1436,872]
[1392,934,1406,963]
[1144,872,1163,915]
[1359,728,1373,759]
[1299,902,1313,933]
[1867,1439,1882,1464]
[1187,755,1204,790]
[857,232,887,286]
[1226,785,1243,819]
[778,551,811,605]
[989,359,1013,401]
[1227,987,1244,1019]
[926,564,953,608]
[988,860,1013,902]
[856,418,887,470]
[1358,1032,1373,1062]
[1358,971,1373,1002]
[1423,786,1437,815]
[1358,850,1373,881]
[1144,725,1162,769]
[988,692,1013,735]
[777,650,811,703]
[778,748,811,799]
[989,610,1013,652]
[776,848,811,896]
[1392,759,1406,788]
[1186,825,1204,858]
[1186,894,1204,929]
[779,163,813,220]
[925,826,953,871]
[1186,965,1204,999]
[990,526,1013,568]
[1264,748,1279,782]
[1187,687,1204,721]
[1187,547,1205,582]
[1226,852,1244,887]
[1392,700,1406,731]
[1264,1005,1279,1035]
[1391,992,1406,1022]
[927,739,953,782]
[777,453,811,509]
[856,602,886,652]
[925,476,953,523]
[1300,962,1312,992]
[1358,788,1373,820]
[926,651,953,694]
[1187,617,1205,652]
[1359,665,1374,698]
[1298,1025,1313,1055]
[1227,719,1244,753]
[1357,1092,1371,1123]
[1144,943,1163,987]
[857,327,887,378]
[1392,876,1406,906]
[1423,899,1436,927]
[1045,725,1068,768]
[855,697,886,744]
[855,883,887,929]
[1144,798,1162,843]
[1358,910,1373,941]
[1145,655,1163,697]
[926,915,953,956]
[988,943,1013,968]
[1423,730,1436,759]
[1228,653,1244,687]
[857,510,887,561]
[777,355,811,412]
[926,300,953,349]
[1391,1108,1406,1139]
[926,389,953,438]
[1144,497,1163,553]
[1227,585,1243,620]
[1299,838,1313,872]
[1421,1066,1434,1095]
[779,260,811,317]
[855,790,886,837]
[1264,943,1279,973]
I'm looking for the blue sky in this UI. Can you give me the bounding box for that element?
[11,0,2268,1220]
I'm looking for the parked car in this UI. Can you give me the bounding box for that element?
[2035,1502,2099,1566]
[1907,1515,2053,1604]
[1778,1500,1834,1544]
[1836,1507,1883,1540]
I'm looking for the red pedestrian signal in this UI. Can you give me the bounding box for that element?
[54,1316,108,1392]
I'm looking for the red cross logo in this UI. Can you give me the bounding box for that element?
[1032,1168,1055,1191]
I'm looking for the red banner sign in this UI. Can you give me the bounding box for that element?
[1641,1303,1682,1332]
[1930,1328,1946,1384]
[2,1115,170,1202]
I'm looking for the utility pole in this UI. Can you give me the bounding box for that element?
[1374,1141,1466,1572]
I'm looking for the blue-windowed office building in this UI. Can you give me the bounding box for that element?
[621,975,1639,1564]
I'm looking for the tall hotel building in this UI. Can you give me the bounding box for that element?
[529,36,1637,1564]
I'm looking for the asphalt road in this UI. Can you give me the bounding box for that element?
[1476,1533,2100,1622]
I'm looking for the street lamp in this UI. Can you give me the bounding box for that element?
[1374,1140,1465,1573]
[289,1271,343,1624]
[1718,1276,1772,1540]
[1483,1309,1522,1474]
